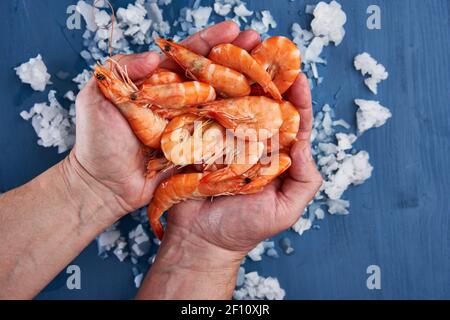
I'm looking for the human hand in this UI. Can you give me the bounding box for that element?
[160,73,323,262]
[65,21,243,220]
[138,28,322,299]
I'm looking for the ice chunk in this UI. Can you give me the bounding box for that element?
[247,242,265,262]
[355,99,392,134]
[311,1,347,46]
[236,267,246,287]
[354,53,388,94]
[77,0,99,32]
[214,3,232,16]
[234,3,253,18]
[21,91,76,153]
[191,6,213,28]
[324,151,373,200]
[94,10,111,28]
[336,133,357,151]
[15,55,52,92]
[134,273,144,288]
[233,271,285,300]
[327,199,350,215]
[292,217,312,235]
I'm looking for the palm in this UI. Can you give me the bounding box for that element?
[168,183,294,252]
[74,80,157,212]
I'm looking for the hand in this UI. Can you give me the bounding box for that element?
[138,25,323,299]
[163,74,323,259]
[68,22,243,219]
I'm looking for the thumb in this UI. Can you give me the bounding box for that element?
[114,52,160,81]
[277,140,323,227]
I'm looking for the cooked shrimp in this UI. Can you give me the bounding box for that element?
[177,96,283,141]
[132,81,216,109]
[161,114,227,166]
[148,173,248,239]
[156,38,251,98]
[94,61,167,149]
[267,101,300,152]
[201,139,265,183]
[209,44,282,100]
[141,68,183,86]
[251,36,301,94]
[147,153,291,239]
[238,153,292,194]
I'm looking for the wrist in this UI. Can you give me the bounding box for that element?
[137,226,244,300]
[56,152,126,228]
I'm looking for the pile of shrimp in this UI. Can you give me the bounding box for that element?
[94,35,302,240]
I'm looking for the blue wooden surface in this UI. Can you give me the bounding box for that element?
[1,0,449,300]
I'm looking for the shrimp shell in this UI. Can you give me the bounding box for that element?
[156,38,251,98]
[148,173,247,239]
[94,61,167,149]
[209,44,282,100]
[133,81,217,109]
[252,36,301,94]
[181,96,284,141]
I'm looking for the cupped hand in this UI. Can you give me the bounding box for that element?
[70,21,243,218]
[163,35,323,257]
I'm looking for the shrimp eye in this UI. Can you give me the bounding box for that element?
[96,73,106,81]
[244,177,252,184]
[164,44,171,52]
[130,93,138,101]
[167,38,174,42]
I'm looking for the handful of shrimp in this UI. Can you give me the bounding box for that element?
[94,34,301,240]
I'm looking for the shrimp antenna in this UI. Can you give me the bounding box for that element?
[93,0,116,67]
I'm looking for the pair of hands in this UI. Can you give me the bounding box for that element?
[73,21,322,268]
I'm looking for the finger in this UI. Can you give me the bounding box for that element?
[232,29,261,51]
[114,52,161,81]
[286,73,313,142]
[160,21,240,71]
[277,140,323,228]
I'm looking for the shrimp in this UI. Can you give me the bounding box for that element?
[156,38,251,98]
[266,101,300,152]
[148,173,248,239]
[208,44,282,100]
[251,36,301,95]
[132,81,217,109]
[167,96,283,142]
[161,114,227,166]
[141,68,183,86]
[94,61,167,149]
[147,153,291,239]
[238,152,292,194]
[200,139,265,183]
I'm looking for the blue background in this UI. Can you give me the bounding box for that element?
[0,0,449,300]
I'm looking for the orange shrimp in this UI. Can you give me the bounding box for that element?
[209,43,282,100]
[267,101,300,152]
[141,68,183,86]
[156,38,251,98]
[147,153,291,240]
[132,81,217,109]
[176,96,284,142]
[251,36,301,95]
[238,152,292,194]
[94,61,167,149]
[148,173,248,239]
[161,114,226,166]
[200,139,265,183]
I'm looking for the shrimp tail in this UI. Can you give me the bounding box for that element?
[147,205,165,240]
